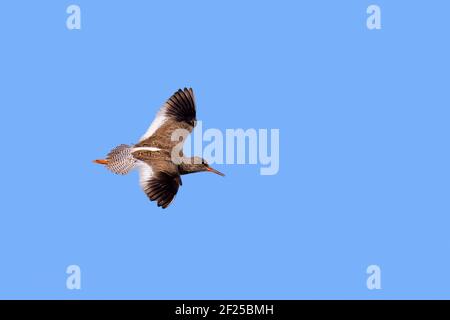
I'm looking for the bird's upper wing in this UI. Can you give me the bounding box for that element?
[137,160,182,209]
[138,88,197,148]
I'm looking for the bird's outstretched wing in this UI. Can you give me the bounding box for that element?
[137,161,182,209]
[137,88,196,149]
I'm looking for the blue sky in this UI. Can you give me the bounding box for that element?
[0,1,449,299]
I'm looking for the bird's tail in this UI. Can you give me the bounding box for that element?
[93,144,137,175]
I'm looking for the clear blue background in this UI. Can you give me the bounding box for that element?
[0,1,449,299]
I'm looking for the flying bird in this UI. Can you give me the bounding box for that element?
[93,88,224,209]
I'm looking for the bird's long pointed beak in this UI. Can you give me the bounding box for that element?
[207,167,225,176]
[93,159,108,165]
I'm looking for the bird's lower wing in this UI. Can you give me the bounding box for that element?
[137,161,182,209]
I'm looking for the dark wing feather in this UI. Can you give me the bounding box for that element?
[165,88,196,125]
[142,171,182,209]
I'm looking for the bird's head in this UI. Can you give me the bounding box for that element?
[183,157,225,176]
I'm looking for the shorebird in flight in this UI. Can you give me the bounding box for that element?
[94,88,224,209]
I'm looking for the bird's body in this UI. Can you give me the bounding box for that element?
[94,88,224,209]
